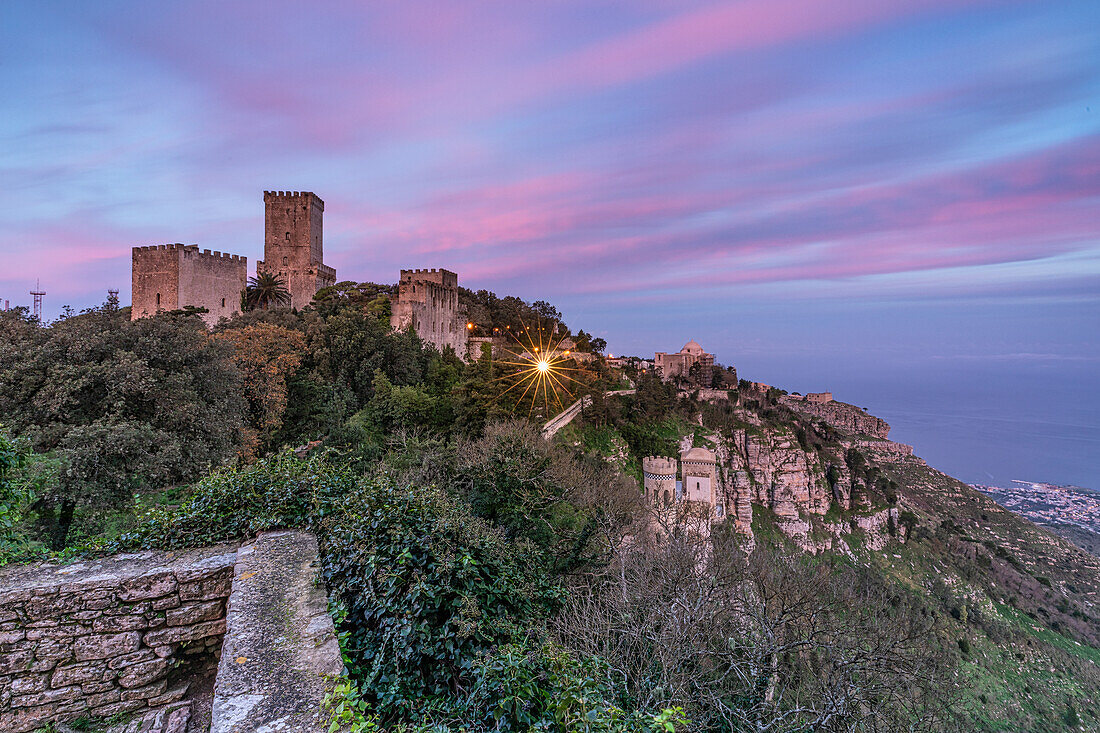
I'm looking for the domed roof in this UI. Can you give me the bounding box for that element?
[681,446,716,462]
[681,339,704,355]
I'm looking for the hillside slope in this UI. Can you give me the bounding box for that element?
[565,383,1100,731]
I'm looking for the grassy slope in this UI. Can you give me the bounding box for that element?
[877,455,1100,730]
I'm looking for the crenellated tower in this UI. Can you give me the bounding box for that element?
[257,191,336,309]
[642,456,678,505]
[131,244,247,326]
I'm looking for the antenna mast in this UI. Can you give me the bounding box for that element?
[30,279,45,321]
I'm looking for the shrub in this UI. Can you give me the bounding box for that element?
[461,641,687,732]
[320,480,562,721]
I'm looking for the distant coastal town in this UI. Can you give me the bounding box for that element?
[974,480,1100,555]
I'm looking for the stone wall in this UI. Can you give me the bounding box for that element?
[0,546,236,733]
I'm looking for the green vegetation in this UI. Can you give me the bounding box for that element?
[2,287,1099,731]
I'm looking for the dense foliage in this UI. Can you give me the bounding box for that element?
[115,453,680,731]
[0,301,246,547]
[0,286,606,552]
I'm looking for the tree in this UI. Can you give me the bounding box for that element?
[0,425,30,562]
[553,530,958,731]
[0,302,247,547]
[245,272,292,310]
[214,323,308,453]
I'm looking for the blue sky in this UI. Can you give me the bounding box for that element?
[2,1,1098,486]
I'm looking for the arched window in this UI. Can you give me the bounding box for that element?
[221,298,226,307]
[285,232,290,241]
[156,293,161,307]
[282,256,288,266]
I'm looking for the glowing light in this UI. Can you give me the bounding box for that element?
[491,318,590,418]
[466,322,474,330]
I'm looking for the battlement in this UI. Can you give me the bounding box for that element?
[133,243,197,253]
[399,268,459,288]
[263,190,324,211]
[132,244,245,263]
[643,456,678,475]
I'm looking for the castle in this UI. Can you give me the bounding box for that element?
[130,191,472,354]
[643,447,724,518]
[389,268,469,354]
[131,191,336,323]
[131,244,247,327]
[654,339,714,381]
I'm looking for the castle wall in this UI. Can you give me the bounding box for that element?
[132,246,182,318]
[259,191,335,310]
[132,245,246,327]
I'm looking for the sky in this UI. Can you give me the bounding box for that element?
[2,1,1098,488]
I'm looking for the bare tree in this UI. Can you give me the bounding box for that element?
[553,523,960,732]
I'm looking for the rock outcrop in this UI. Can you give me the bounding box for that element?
[715,428,829,531]
[780,397,891,439]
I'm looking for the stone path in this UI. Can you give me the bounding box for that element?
[542,389,635,439]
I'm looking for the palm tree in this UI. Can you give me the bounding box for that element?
[244,273,292,310]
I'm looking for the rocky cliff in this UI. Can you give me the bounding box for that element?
[780,397,891,439]
[686,424,907,553]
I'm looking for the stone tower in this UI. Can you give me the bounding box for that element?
[257,191,336,309]
[681,446,720,514]
[642,456,678,505]
[389,268,468,353]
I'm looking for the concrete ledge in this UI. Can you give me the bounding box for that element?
[211,531,343,733]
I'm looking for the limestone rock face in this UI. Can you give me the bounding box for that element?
[704,426,907,554]
[718,429,829,522]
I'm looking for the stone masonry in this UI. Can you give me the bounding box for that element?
[0,533,343,733]
[131,244,247,327]
[0,545,236,733]
[257,191,337,310]
[211,531,343,733]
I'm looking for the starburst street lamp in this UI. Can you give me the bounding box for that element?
[491,319,588,418]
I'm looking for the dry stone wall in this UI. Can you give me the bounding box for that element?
[0,546,236,733]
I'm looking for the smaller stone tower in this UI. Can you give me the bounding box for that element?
[390,269,467,353]
[681,446,720,513]
[642,456,678,505]
[258,191,336,309]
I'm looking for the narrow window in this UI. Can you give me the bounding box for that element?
[282,256,288,266]
[156,293,161,307]
[221,298,226,307]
